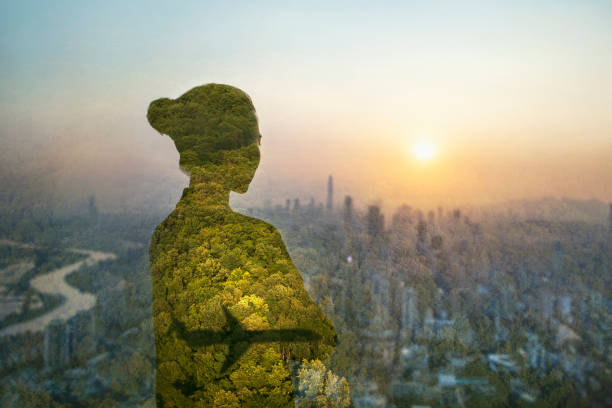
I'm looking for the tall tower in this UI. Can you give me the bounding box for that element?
[326,175,334,211]
[88,195,98,224]
[367,205,384,236]
[343,195,353,224]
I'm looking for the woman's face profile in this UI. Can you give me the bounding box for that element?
[146,84,263,194]
[230,137,261,194]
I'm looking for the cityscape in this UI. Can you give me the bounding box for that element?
[250,176,611,407]
[2,2,611,406]
[0,175,610,407]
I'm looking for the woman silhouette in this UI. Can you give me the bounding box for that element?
[147,84,336,407]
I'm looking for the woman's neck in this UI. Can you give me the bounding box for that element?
[184,179,231,207]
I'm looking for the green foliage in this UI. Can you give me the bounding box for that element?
[147,84,260,172]
[296,360,351,408]
[148,84,337,407]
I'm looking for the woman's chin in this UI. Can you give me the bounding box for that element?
[233,185,249,194]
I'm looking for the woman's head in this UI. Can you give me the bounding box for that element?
[147,84,261,192]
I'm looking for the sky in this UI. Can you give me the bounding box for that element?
[1,0,611,212]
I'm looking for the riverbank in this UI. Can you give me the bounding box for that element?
[0,241,116,338]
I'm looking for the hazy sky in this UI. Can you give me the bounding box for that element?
[1,0,611,211]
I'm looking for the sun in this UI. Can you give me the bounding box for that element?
[413,140,436,161]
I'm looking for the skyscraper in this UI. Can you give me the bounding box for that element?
[343,195,353,224]
[366,205,384,236]
[326,175,334,211]
[88,195,98,224]
[416,220,428,255]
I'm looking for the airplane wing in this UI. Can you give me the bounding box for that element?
[170,307,323,373]
[222,305,242,331]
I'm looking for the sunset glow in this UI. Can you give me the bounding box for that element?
[1,1,611,210]
[2,3,612,406]
[413,140,436,161]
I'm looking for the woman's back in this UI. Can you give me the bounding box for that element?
[147,84,336,407]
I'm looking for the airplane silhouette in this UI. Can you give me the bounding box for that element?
[171,306,323,373]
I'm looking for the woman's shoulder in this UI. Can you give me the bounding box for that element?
[227,212,283,239]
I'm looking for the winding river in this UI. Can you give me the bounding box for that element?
[0,241,116,338]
